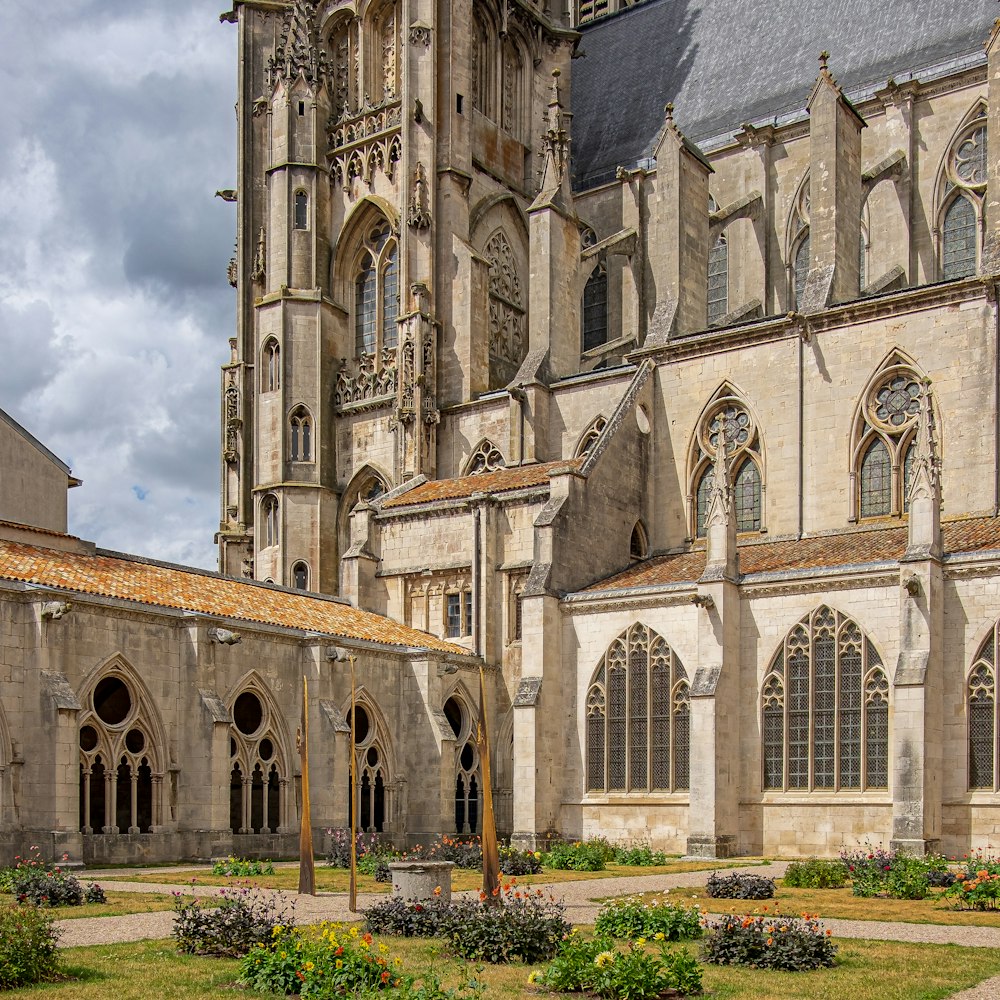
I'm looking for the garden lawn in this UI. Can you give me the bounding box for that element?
[665,882,1000,926]
[96,859,746,892]
[13,935,1000,1000]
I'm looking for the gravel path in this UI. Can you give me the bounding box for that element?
[56,862,1000,997]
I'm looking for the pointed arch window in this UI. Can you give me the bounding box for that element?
[289,407,312,462]
[262,339,280,393]
[581,226,609,351]
[229,687,285,834]
[630,521,648,561]
[484,230,526,389]
[347,701,392,832]
[586,624,690,793]
[968,623,1000,791]
[372,0,400,102]
[689,394,764,538]
[708,231,729,324]
[575,415,607,458]
[465,439,506,475]
[294,191,308,231]
[793,234,810,309]
[261,494,279,549]
[762,606,888,792]
[938,113,986,279]
[78,670,163,834]
[354,221,399,357]
[851,363,927,521]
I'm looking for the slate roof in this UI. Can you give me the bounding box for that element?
[0,536,466,654]
[380,459,584,509]
[572,0,997,188]
[582,515,1000,593]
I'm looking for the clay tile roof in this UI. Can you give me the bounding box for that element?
[583,516,1000,593]
[380,459,583,509]
[0,538,467,655]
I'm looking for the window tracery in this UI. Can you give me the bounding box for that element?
[851,358,929,521]
[347,700,393,832]
[575,415,608,458]
[968,624,1000,791]
[261,495,279,549]
[689,391,763,537]
[229,686,286,834]
[789,179,810,309]
[78,667,164,834]
[262,339,280,393]
[354,220,399,357]
[761,606,888,792]
[464,440,506,475]
[470,14,523,140]
[586,624,690,794]
[938,109,987,279]
[289,407,312,462]
[581,226,609,351]
[484,229,526,389]
[708,231,729,324]
[443,694,481,833]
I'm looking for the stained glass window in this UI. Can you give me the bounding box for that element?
[354,222,397,357]
[586,625,689,793]
[708,233,728,324]
[794,234,810,309]
[582,262,609,351]
[942,196,978,279]
[860,439,891,518]
[734,459,761,532]
[762,606,888,792]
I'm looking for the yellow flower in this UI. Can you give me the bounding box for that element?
[280,951,287,959]
[654,932,665,941]
[594,951,615,968]
[272,925,283,937]
[304,962,315,972]
[635,937,646,948]
[336,959,343,969]
[528,971,539,983]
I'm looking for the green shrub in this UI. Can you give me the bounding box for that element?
[498,846,543,876]
[612,843,669,867]
[594,894,702,941]
[542,841,607,872]
[702,912,837,971]
[365,884,570,964]
[211,856,275,877]
[532,934,702,999]
[840,843,937,899]
[0,867,15,894]
[446,885,570,964]
[705,872,775,900]
[782,859,849,889]
[5,846,105,909]
[0,902,61,989]
[241,922,403,995]
[172,883,293,957]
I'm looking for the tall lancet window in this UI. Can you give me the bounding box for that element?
[938,108,987,280]
[354,220,399,357]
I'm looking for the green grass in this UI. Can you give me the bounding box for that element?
[9,935,1000,999]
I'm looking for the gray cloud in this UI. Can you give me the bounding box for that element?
[0,0,238,569]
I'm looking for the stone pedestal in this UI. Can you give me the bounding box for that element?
[388,860,456,902]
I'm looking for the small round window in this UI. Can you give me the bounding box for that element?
[93,677,132,726]
[234,692,264,736]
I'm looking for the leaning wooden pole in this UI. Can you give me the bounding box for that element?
[349,654,358,912]
[477,666,500,900]
[298,674,316,895]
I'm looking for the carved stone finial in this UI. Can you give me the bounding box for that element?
[664,102,675,126]
[819,50,830,70]
[537,69,570,194]
[267,1,328,88]
[905,380,941,506]
[705,414,733,531]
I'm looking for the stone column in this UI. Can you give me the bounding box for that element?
[891,385,943,855]
[687,425,741,857]
[801,52,865,310]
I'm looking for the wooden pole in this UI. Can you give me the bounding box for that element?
[349,654,358,912]
[298,674,316,895]
[477,666,500,900]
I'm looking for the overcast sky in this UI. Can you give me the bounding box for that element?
[0,0,237,569]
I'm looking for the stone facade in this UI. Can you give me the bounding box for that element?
[209,0,1000,859]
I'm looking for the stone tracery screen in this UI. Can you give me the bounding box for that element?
[586,624,690,794]
[761,606,888,792]
[485,230,526,390]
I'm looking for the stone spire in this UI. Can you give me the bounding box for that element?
[535,70,572,206]
[268,0,328,87]
[702,415,739,581]
[905,381,942,560]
